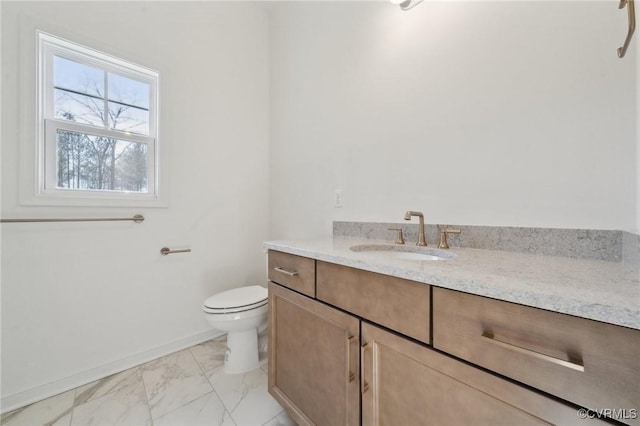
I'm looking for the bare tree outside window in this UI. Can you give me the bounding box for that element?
[54,56,150,192]
[38,32,159,203]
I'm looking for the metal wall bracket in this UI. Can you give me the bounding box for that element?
[160,247,191,256]
[618,0,636,58]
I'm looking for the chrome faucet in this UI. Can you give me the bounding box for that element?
[404,211,427,246]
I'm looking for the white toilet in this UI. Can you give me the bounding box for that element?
[203,285,268,374]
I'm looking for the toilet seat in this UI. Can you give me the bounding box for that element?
[203,285,267,314]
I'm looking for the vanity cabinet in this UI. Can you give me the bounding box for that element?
[267,250,624,425]
[268,282,360,426]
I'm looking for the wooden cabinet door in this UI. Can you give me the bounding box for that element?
[361,322,608,426]
[268,282,360,426]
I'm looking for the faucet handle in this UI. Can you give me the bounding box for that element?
[388,228,405,245]
[438,226,461,249]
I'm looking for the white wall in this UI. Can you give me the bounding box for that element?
[1,2,269,408]
[269,1,637,238]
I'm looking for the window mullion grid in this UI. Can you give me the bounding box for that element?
[47,118,152,145]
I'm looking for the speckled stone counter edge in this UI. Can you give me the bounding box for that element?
[334,221,639,264]
[622,231,640,267]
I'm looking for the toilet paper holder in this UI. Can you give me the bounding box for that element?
[160,247,192,256]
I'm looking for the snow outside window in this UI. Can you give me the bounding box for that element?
[37,32,160,204]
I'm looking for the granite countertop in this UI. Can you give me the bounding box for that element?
[264,236,640,330]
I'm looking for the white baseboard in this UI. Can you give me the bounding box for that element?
[0,329,225,414]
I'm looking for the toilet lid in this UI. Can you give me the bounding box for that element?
[203,285,267,313]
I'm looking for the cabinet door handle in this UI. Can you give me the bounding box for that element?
[347,336,356,382]
[361,343,370,393]
[481,331,584,372]
[273,266,299,277]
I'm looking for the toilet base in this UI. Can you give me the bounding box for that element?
[224,328,260,374]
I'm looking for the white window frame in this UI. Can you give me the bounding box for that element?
[36,31,161,204]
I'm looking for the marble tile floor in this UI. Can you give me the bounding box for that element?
[1,336,295,426]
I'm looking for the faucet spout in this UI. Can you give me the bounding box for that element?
[404,211,427,246]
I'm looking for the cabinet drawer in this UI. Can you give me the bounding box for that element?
[268,250,316,297]
[433,287,640,425]
[317,261,430,344]
[362,322,610,426]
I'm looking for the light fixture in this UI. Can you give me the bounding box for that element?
[389,0,423,11]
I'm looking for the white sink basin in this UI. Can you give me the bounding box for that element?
[349,244,456,261]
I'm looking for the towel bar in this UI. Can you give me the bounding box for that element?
[0,214,144,223]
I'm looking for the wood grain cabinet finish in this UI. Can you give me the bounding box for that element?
[268,250,633,425]
[433,287,640,426]
[268,250,316,297]
[268,282,360,426]
[316,261,430,344]
[361,322,610,426]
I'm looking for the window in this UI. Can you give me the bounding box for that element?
[37,32,160,203]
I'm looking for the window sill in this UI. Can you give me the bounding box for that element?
[20,190,169,208]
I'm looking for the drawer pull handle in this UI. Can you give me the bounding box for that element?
[481,331,584,372]
[273,267,299,277]
[361,343,370,393]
